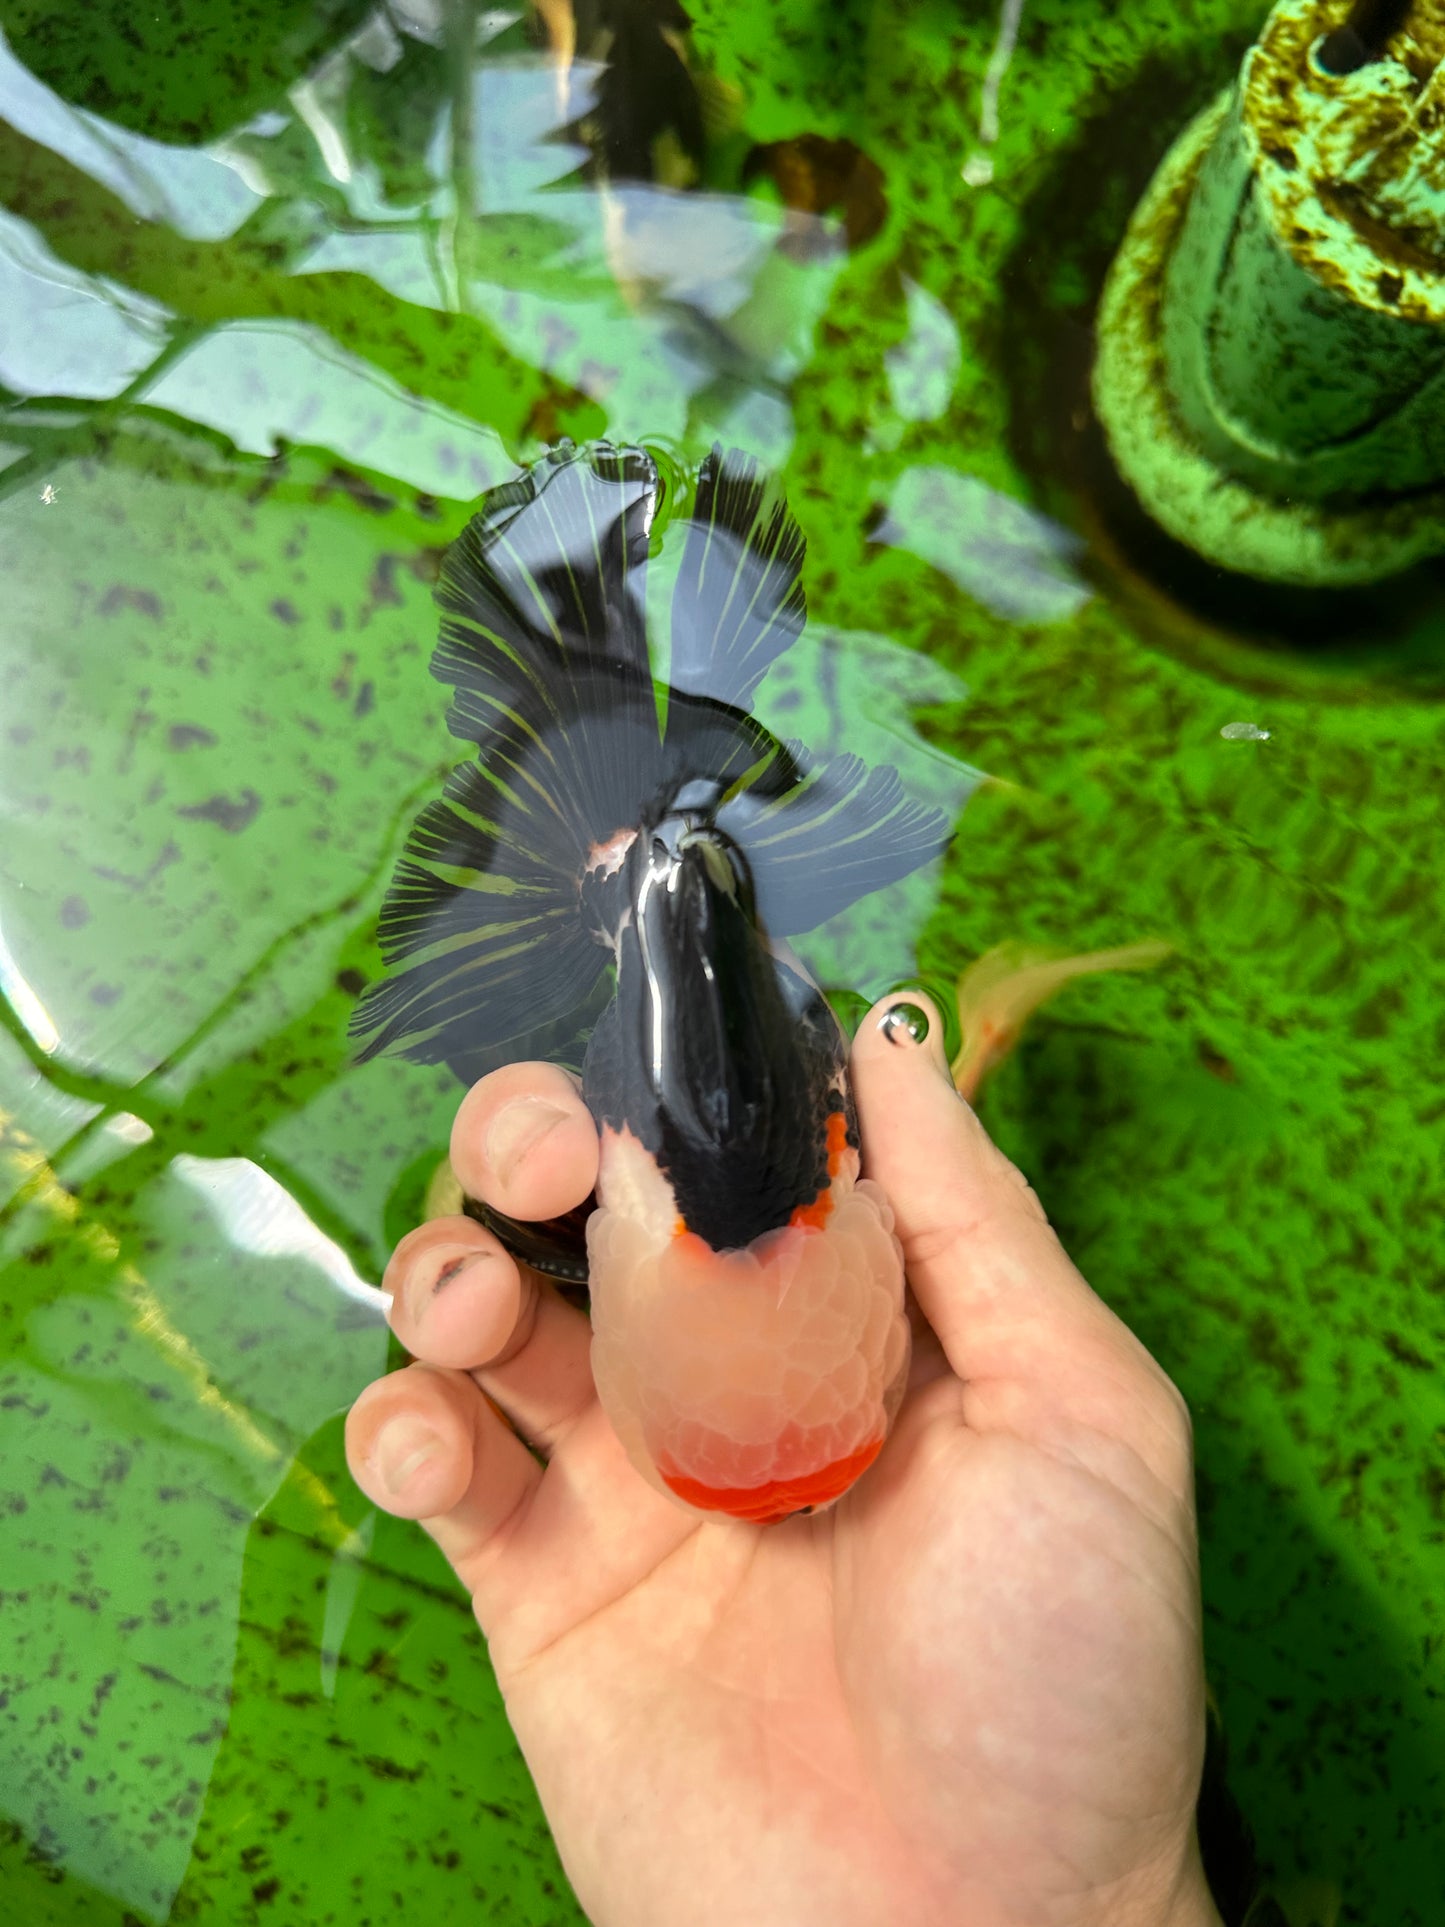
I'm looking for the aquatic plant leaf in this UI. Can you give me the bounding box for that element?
[0,205,171,402]
[0,0,373,144]
[720,749,952,936]
[666,441,807,709]
[0,106,605,455]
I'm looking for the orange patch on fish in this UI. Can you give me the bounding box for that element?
[789,1108,851,1232]
[669,1108,852,1243]
[659,1430,883,1524]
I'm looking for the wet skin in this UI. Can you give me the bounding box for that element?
[346,995,1224,1927]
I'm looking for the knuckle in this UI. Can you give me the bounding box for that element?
[985,1144,1050,1223]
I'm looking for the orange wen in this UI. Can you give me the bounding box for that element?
[659,1432,884,1524]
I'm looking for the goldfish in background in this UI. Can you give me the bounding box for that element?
[353,441,952,1523]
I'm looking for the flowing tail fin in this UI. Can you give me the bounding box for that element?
[665,448,952,921]
[433,439,657,749]
[352,440,955,1081]
[667,445,807,710]
[351,444,672,1077]
[719,748,953,936]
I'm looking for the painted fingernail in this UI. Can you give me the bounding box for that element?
[373,1416,442,1496]
[485,1097,569,1186]
[880,1000,931,1047]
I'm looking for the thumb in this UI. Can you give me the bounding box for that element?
[850,992,1188,1473]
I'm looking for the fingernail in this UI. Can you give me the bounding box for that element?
[373,1416,442,1496]
[880,1000,931,1047]
[485,1097,569,1186]
[404,1245,487,1329]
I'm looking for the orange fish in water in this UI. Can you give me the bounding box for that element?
[353,442,949,1522]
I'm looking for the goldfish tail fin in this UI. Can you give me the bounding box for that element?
[352,444,943,1080]
[352,444,678,1076]
[432,440,660,747]
[720,750,952,935]
[348,727,618,1075]
[667,444,807,711]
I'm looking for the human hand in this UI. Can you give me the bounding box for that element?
[346,995,1222,1927]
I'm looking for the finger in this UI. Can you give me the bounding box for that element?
[903,1288,951,1395]
[346,1363,542,1573]
[450,1061,599,1223]
[385,1216,595,1453]
[851,992,1187,1465]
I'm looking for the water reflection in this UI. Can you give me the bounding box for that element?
[144,318,510,493]
[870,465,1092,624]
[0,28,261,237]
[882,277,961,427]
[174,1153,387,1320]
[0,205,171,399]
[0,903,60,1054]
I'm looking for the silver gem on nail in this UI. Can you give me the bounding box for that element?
[880,1001,930,1046]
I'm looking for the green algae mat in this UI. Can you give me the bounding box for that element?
[1,3,1441,1922]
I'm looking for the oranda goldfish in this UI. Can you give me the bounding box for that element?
[354,441,950,1522]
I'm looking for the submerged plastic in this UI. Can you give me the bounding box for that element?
[354,441,944,1516]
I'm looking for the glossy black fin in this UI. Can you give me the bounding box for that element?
[667,445,806,712]
[719,750,953,937]
[355,442,950,1086]
[463,1194,595,1286]
[432,440,659,742]
[349,735,617,1071]
[353,439,676,1077]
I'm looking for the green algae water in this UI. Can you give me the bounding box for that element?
[1,3,1441,1923]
